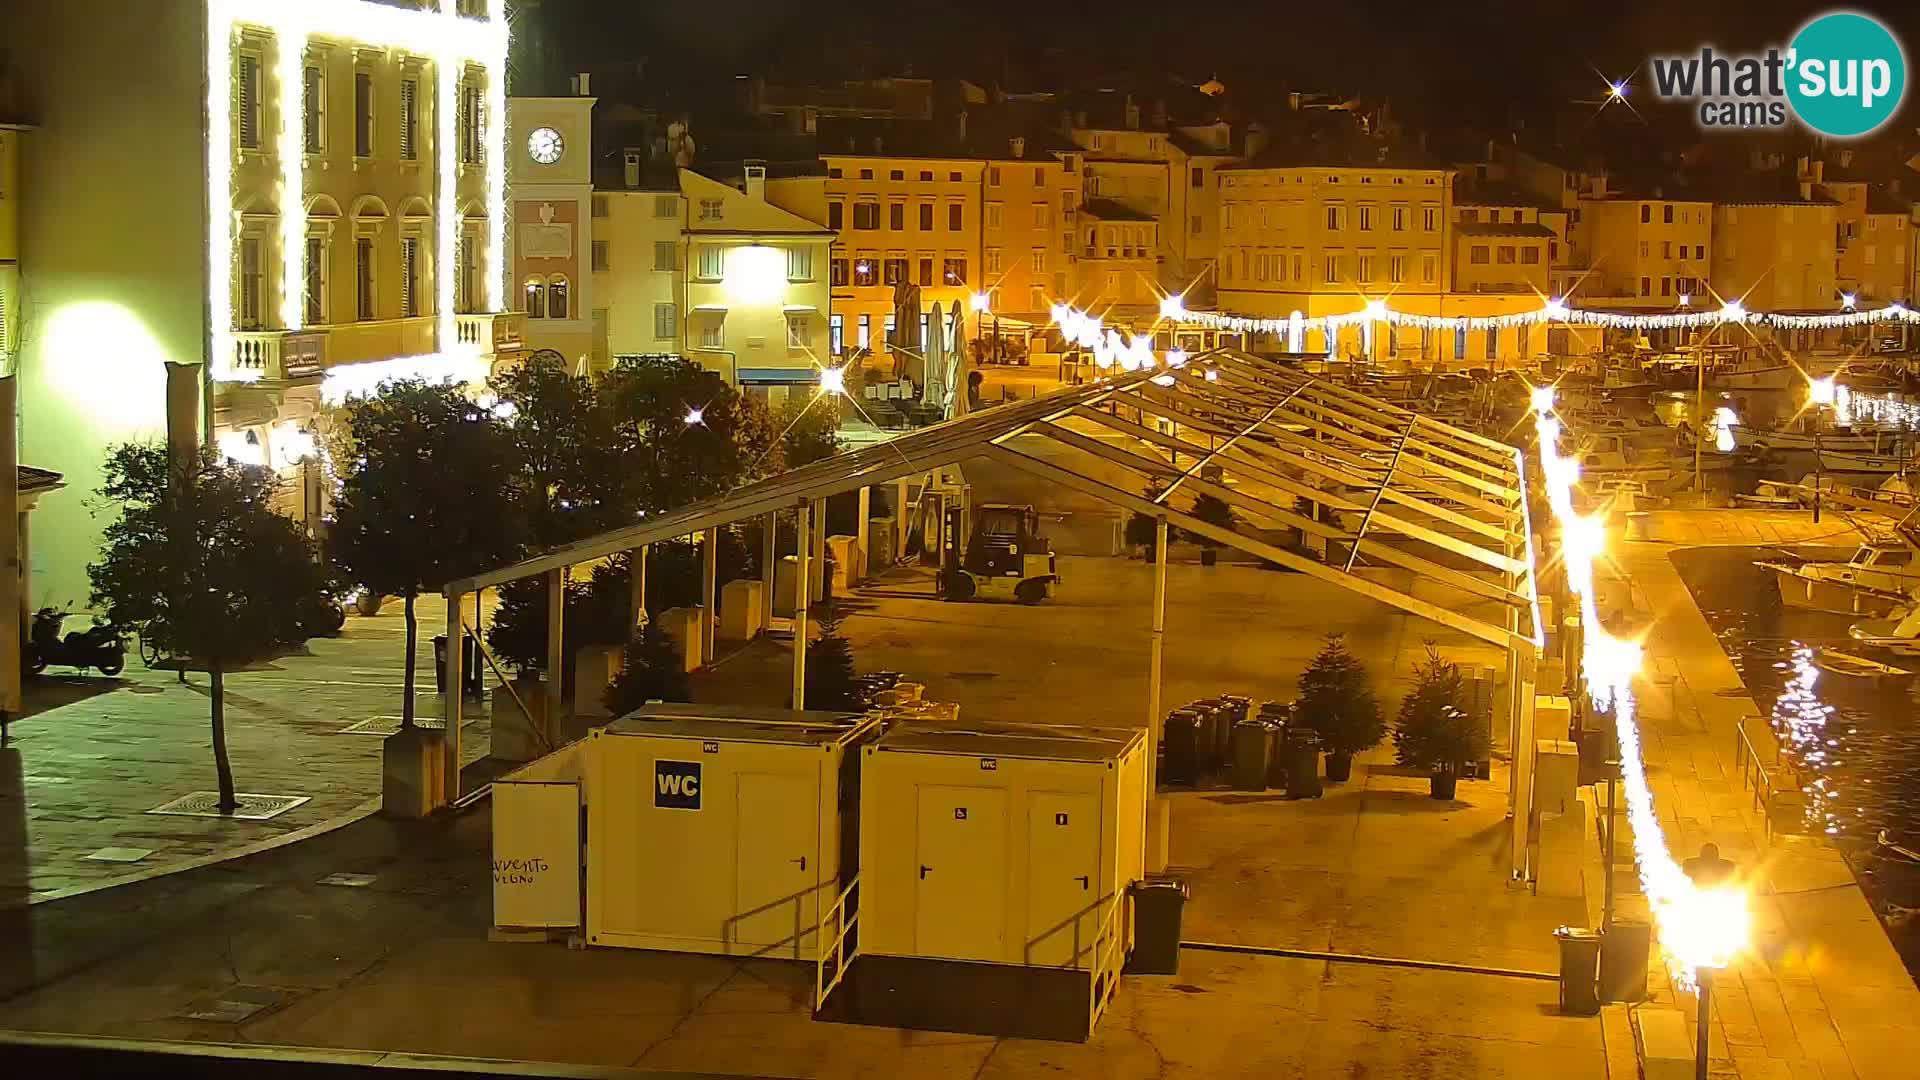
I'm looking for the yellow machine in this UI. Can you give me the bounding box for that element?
[939,503,1059,603]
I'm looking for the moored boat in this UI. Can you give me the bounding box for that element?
[1757,542,1920,617]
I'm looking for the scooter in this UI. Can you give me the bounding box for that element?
[26,607,126,676]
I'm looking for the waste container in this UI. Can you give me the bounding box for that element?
[1207,703,1235,772]
[1162,708,1201,787]
[1264,721,1290,788]
[1230,719,1271,791]
[433,634,484,699]
[1125,875,1189,975]
[1284,728,1322,799]
[1598,914,1652,1003]
[1555,926,1602,1015]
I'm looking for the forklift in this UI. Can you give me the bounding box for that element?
[939,503,1059,603]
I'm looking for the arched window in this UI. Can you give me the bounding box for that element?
[548,274,570,320]
[523,276,546,319]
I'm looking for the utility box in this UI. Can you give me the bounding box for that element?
[857,722,1149,970]
[584,704,879,960]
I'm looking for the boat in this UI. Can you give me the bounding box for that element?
[1814,648,1914,682]
[1817,448,1912,474]
[1758,541,1920,617]
[1850,604,1920,656]
[1732,480,1803,509]
[1577,432,1673,483]
[1732,424,1894,454]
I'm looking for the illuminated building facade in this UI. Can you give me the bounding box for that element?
[11,0,513,606]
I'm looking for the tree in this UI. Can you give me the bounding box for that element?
[330,379,524,729]
[491,353,626,548]
[604,621,692,716]
[804,604,860,710]
[600,354,779,513]
[1296,633,1385,775]
[773,392,842,470]
[90,445,329,811]
[1393,643,1488,778]
[1126,482,1165,557]
[1188,492,1237,565]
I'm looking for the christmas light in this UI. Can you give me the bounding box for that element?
[320,351,491,405]
[684,407,704,425]
[1159,294,1186,320]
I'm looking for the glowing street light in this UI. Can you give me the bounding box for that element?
[1530,385,1557,414]
[1608,81,1628,101]
[818,366,847,396]
[969,292,991,313]
[1842,292,1858,310]
[684,407,704,426]
[1159,293,1187,320]
[1808,375,1837,406]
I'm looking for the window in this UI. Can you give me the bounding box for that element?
[400,237,422,317]
[698,198,724,222]
[1663,204,1674,224]
[985,248,1003,274]
[1660,277,1671,296]
[548,276,569,319]
[786,247,813,281]
[948,204,963,230]
[399,78,418,160]
[1389,254,1405,283]
[884,313,896,344]
[852,258,876,286]
[787,313,811,349]
[1484,327,1497,360]
[828,202,844,230]
[1470,245,1490,265]
[1190,166,1205,189]
[883,257,907,284]
[1422,206,1438,231]
[1640,204,1651,223]
[1031,249,1046,273]
[1454,324,1466,360]
[859,169,873,180]
[852,202,878,230]
[654,195,678,218]
[1497,246,1515,264]
[238,237,263,329]
[1031,285,1046,311]
[298,237,327,324]
[830,258,849,286]
[653,303,676,340]
[1521,246,1540,264]
[949,171,962,181]
[1518,324,1529,358]
[988,166,1002,187]
[236,53,262,149]
[353,70,373,157]
[522,275,544,319]
[889,202,905,230]
[1640,276,1651,296]
[456,233,474,312]
[857,313,870,349]
[1033,203,1051,228]
[1694,245,1705,260]
[830,313,844,354]
[1358,205,1374,231]
[696,245,724,280]
[1421,252,1437,284]
[356,238,376,319]
[591,195,608,218]
[1325,205,1341,230]
[919,203,934,230]
[919,170,933,182]
[985,203,1002,229]
[1661,240,1671,258]
[918,257,933,286]
[1293,254,1303,281]
[889,169,904,181]
[1639,241,1649,258]
[1191,215,1202,235]
[1391,206,1406,231]
[1323,254,1339,282]
[828,167,842,179]
[654,240,675,271]
[1223,204,1237,230]
[698,316,723,349]
[1358,255,1374,281]
[591,240,609,272]
[302,64,323,153]
[459,80,483,165]
[943,257,967,285]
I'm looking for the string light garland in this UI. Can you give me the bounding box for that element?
[1161,297,1915,337]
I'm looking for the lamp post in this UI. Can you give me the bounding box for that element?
[971,291,997,366]
[1809,376,1836,523]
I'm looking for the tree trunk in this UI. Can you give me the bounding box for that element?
[210,663,237,812]
[401,590,417,729]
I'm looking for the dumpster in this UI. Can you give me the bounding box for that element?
[433,633,484,699]
[1230,719,1271,791]
[1125,875,1189,975]
[1283,728,1322,799]
[1599,909,1652,1003]
[1162,708,1202,787]
[1556,926,1602,1015]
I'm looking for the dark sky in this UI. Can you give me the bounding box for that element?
[530,1,1920,132]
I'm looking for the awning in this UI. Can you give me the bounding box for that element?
[737,367,820,384]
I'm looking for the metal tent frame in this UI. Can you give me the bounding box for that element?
[440,349,1545,874]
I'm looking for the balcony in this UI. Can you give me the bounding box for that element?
[231,330,328,381]
[455,311,527,355]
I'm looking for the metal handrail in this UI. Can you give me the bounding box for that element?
[813,875,860,1012]
[1086,889,1127,1038]
[1732,719,1797,839]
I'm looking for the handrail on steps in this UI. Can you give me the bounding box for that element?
[814,875,860,1012]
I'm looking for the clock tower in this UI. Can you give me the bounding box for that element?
[508,84,597,368]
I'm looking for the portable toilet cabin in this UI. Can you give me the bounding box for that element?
[826,722,1148,1040]
[584,704,879,960]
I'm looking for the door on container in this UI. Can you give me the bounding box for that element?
[914,784,1008,961]
[1024,791,1100,967]
[732,772,820,958]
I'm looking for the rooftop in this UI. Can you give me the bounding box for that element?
[1219,137,1448,172]
[1455,220,1558,239]
[1080,198,1158,222]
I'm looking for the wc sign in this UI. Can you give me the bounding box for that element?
[654,760,702,810]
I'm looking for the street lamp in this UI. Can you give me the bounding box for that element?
[971,291,999,366]
[1809,376,1837,522]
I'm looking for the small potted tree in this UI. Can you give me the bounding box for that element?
[1189,492,1237,566]
[1296,633,1384,782]
[1125,481,1165,560]
[604,620,692,716]
[1393,644,1486,800]
[804,604,861,710]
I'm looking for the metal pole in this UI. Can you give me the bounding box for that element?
[545,568,565,739]
[443,590,464,804]
[792,501,811,709]
[701,527,718,665]
[630,544,649,632]
[1814,419,1823,524]
[1693,340,1704,497]
[1696,968,1714,1080]
[760,512,777,631]
[1604,770,1618,928]
[1147,517,1169,794]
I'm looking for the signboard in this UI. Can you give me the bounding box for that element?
[518,223,573,259]
[654,759,702,810]
[491,780,581,929]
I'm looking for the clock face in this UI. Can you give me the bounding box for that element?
[527,127,564,165]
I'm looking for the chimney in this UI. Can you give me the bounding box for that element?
[871,135,885,154]
[623,149,641,189]
[1839,148,1854,168]
[572,71,592,96]
[1149,99,1168,129]
[1124,94,1140,130]
[956,109,968,143]
[1244,121,1269,159]
[744,161,767,202]
[1009,135,1025,159]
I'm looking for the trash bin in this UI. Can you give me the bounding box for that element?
[433,634,484,699]
[1125,875,1189,975]
[1230,719,1271,791]
[1264,720,1290,788]
[1162,709,1201,787]
[1284,728,1322,799]
[1598,914,1652,1003]
[1555,926,1602,1015]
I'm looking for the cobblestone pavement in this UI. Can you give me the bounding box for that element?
[0,607,491,906]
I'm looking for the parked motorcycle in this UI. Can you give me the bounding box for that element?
[26,607,126,676]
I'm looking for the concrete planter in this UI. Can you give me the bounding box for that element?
[719,579,764,640]
[573,643,624,720]
[1325,752,1353,782]
[1430,771,1458,800]
[381,725,447,817]
[490,674,551,763]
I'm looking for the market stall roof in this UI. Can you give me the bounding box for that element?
[450,350,1541,652]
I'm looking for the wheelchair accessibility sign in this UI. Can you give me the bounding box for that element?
[654,760,702,810]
